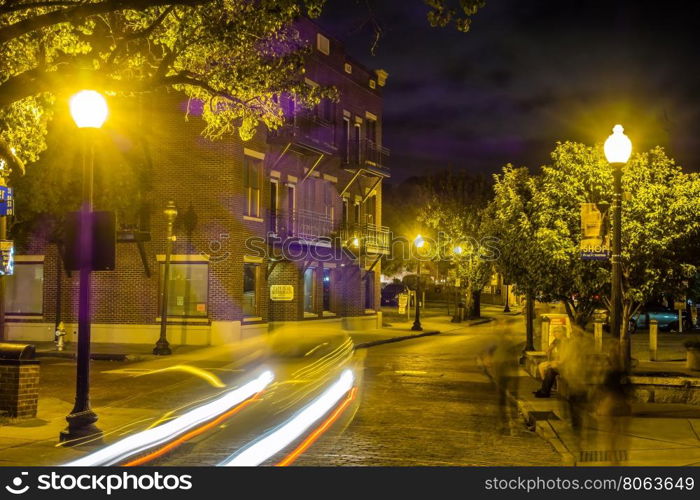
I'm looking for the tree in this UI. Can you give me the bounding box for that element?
[0,0,331,168]
[533,142,700,330]
[484,165,545,349]
[418,171,493,318]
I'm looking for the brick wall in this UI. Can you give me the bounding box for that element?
[14,21,387,335]
[0,361,39,419]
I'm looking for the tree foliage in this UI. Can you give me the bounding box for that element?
[0,0,330,169]
[488,141,700,328]
[418,171,493,318]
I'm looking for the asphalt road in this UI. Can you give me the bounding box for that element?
[293,314,562,466]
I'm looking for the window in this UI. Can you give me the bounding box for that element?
[342,198,349,225]
[354,202,361,224]
[5,263,43,315]
[369,79,377,89]
[366,118,377,144]
[161,262,208,317]
[319,98,334,123]
[342,117,351,163]
[353,123,361,164]
[316,33,330,55]
[344,63,352,74]
[243,155,263,217]
[243,263,259,317]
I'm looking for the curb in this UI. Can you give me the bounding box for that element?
[35,351,130,361]
[354,317,494,349]
[354,330,441,349]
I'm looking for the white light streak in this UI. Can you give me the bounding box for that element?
[63,370,274,466]
[220,369,354,467]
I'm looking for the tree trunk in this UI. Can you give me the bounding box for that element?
[525,289,535,351]
[471,290,481,319]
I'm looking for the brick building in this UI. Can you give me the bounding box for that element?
[4,20,390,346]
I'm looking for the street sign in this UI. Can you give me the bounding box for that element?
[398,293,408,314]
[0,186,14,216]
[270,284,294,301]
[674,301,686,310]
[0,239,14,276]
[580,203,610,260]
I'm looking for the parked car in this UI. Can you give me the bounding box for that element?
[381,283,409,306]
[629,306,691,333]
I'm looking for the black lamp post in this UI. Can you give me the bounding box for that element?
[61,90,108,444]
[412,235,424,331]
[503,283,511,313]
[154,200,178,355]
[604,124,632,372]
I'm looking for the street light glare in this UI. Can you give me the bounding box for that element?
[414,234,425,248]
[69,90,108,129]
[604,124,632,164]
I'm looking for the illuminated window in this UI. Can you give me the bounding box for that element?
[243,155,263,217]
[161,262,208,317]
[344,63,352,74]
[5,262,43,315]
[316,33,330,55]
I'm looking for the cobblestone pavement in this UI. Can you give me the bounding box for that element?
[294,315,563,466]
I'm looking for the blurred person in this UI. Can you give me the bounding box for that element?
[591,364,632,464]
[482,333,521,435]
[533,326,568,398]
[558,325,595,434]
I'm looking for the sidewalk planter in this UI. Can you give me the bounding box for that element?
[685,341,700,371]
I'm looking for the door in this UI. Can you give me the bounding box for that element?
[323,268,331,312]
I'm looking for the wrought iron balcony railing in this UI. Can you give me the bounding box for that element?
[344,139,390,174]
[269,112,337,155]
[269,209,334,242]
[339,222,391,255]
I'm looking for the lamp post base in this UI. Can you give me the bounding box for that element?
[411,322,423,332]
[153,340,172,356]
[60,410,102,446]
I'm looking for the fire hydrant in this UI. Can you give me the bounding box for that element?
[55,321,67,351]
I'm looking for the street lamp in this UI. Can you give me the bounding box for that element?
[604,124,632,372]
[412,234,425,331]
[60,90,108,444]
[154,201,178,355]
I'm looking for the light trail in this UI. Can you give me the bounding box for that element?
[276,386,357,466]
[63,370,274,466]
[220,369,354,467]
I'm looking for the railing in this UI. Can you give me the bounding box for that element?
[345,139,390,173]
[339,222,391,254]
[271,209,334,241]
[270,112,336,154]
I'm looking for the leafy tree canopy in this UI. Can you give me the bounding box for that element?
[0,0,330,171]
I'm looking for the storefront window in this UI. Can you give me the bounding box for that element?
[5,263,43,315]
[161,262,208,317]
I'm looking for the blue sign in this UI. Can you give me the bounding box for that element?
[0,186,14,216]
[581,250,611,261]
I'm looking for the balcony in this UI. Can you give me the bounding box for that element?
[269,112,337,155]
[344,139,390,176]
[339,222,391,255]
[269,209,334,244]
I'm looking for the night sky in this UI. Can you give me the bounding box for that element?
[317,0,700,183]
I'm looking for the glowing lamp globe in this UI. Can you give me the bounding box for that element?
[414,235,425,248]
[70,90,108,129]
[604,124,632,164]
